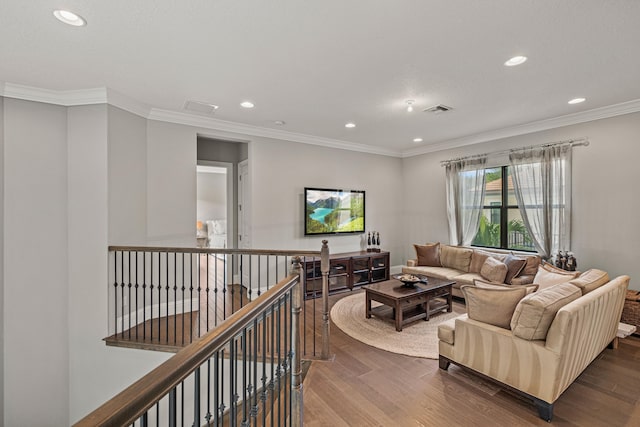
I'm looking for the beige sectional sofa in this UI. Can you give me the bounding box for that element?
[437,270,629,421]
[402,243,542,298]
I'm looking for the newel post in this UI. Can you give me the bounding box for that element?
[290,256,304,426]
[320,240,331,360]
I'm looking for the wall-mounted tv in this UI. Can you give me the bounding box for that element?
[304,187,365,235]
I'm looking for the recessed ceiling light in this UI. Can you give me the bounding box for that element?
[345,122,356,128]
[406,100,415,112]
[274,120,285,125]
[240,101,254,108]
[413,138,423,143]
[53,10,86,27]
[504,56,527,66]
[568,97,586,105]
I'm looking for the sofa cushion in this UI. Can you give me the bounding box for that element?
[510,274,535,286]
[503,254,527,284]
[533,264,580,289]
[474,279,539,295]
[461,285,528,329]
[469,250,504,274]
[521,255,541,276]
[453,272,484,286]
[480,257,508,283]
[402,266,461,280]
[510,282,581,340]
[437,317,457,345]
[414,243,441,267]
[440,245,473,272]
[567,269,609,295]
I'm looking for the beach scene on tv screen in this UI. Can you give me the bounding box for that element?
[306,189,364,234]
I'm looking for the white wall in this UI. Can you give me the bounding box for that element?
[2,100,173,426]
[197,171,227,222]
[250,137,405,265]
[108,105,147,245]
[3,98,70,426]
[146,120,197,245]
[402,111,640,290]
[0,95,4,425]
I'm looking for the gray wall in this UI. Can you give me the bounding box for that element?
[0,96,4,426]
[249,137,405,264]
[3,98,69,426]
[108,106,147,244]
[402,111,640,289]
[197,137,248,163]
[197,171,227,222]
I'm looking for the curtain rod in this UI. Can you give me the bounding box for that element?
[440,137,590,166]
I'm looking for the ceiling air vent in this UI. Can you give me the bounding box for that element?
[184,100,219,115]
[424,104,453,114]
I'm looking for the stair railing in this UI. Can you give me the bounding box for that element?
[106,241,330,359]
[75,256,310,426]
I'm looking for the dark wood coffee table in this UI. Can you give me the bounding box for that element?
[365,277,454,331]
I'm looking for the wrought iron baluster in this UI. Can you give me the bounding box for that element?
[166,251,170,345]
[193,367,201,427]
[113,251,119,337]
[168,387,177,427]
[242,329,248,426]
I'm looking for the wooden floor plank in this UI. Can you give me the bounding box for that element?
[303,291,640,426]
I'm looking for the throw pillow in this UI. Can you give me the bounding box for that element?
[461,285,528,329]
[567,269,609,295]
[533,265,580,289]
[521,255,541,276]
[440,245,474,272]
[503,254,527,284]
[480,257,508,283]
[414,243,441,267]
[510,282,581,340]
[469,250,497,274]
[474,279,539,295]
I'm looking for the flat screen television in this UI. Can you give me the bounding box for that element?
[304,187,365,235]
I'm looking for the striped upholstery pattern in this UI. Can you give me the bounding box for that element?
[439,275,629,404]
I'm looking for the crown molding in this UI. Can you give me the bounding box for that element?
[3,82,639,159]
[106,88,152,118]
[1,82,108,106]
[148,108,402,157]
[401,98,640,158]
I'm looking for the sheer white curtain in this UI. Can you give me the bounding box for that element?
[445,157,487,246]
[509,144,572,259]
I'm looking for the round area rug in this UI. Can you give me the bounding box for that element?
[330,293,464,359]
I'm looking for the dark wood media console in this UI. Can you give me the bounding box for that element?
[303,250,390,299]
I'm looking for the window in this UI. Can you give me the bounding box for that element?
[471,166,535,251]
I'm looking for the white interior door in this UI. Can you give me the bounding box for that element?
[238,159,250,249]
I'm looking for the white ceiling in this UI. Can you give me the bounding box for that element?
[2,1,640,156]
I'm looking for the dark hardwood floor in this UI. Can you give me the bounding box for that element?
[303,291,640,427]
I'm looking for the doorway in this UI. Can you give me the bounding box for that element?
[196,161,234,248]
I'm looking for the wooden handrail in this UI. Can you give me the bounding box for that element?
[75,273,301,427]
[108,245,322,257]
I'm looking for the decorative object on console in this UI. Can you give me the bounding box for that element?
[554,251,577,271]
[393,273,428,287]
[366,231,380,252]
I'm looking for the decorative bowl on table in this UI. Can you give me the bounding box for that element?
[393,273,428,287]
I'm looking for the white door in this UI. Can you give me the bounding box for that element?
[238,160,250,248]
